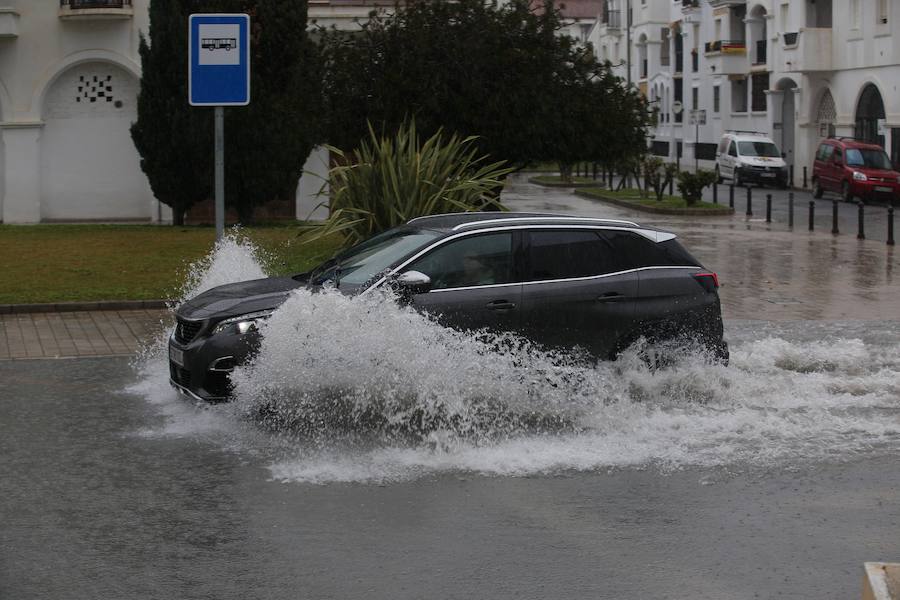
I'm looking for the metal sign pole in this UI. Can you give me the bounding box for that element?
[695,118,699,173]
[215,106,224,240]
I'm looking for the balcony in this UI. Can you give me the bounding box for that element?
[601,9,622,32]
[59,0,133,20]
[781,28,832,72]
[704,40,747,74]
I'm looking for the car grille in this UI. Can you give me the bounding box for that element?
[170,363,191,388]
[749,165,781,172]
[174,317,203,344]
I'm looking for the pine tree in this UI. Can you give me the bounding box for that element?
[130,0,211,226]
[131,0,322,225]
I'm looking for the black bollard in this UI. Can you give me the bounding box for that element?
[746,186,753,216]
[788,192,794,228]
[832,198,839,235]
[888,206,895,246]
[789,165,795,188]
[809,200,815,231]
[857,201,865,240]
[729,184,735,208]
[802,166,808,189]
[766,193,772,223]
[713,183,718,204]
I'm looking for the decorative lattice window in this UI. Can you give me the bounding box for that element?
[76,75,114,103]
[816,90,836,123]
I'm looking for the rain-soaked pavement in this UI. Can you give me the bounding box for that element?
[1,175,899,599]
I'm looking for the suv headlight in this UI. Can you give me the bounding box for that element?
[213,309,274,335]
[853,171,868,181]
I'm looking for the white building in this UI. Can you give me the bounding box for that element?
[0,0,161,224]
[592,0,900,182]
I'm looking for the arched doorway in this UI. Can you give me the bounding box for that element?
[775,78,798,168]
[855,83,885,146]
[40,62,151,221]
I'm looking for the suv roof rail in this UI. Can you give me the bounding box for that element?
[451,216,641,231]
[829,136,864,142]
[724,129,768,137]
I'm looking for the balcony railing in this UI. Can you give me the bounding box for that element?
[61,0,132,7]
[682,0,699,8]
[783,32,799,46]
[704,40,746,54]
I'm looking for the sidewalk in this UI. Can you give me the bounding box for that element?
[0,309,169,360]
[2,174,897,360]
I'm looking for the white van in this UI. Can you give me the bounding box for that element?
[715,131,789,188]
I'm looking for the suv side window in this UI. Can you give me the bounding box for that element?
[833,147,843,163]
[819,144,834,161]
[408,232,513,289]
[728,141,738,157]
[526,230,618,280]
[604,231,700,270]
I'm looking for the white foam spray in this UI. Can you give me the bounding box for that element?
[128,237,900,484]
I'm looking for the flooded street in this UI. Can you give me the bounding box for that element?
[2,340,899,599]
[3,179,899,598]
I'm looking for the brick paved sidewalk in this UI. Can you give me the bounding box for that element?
[0,309,170,360]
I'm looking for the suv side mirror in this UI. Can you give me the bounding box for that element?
[393,270,432,296]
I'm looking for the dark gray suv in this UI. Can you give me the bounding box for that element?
[169,213,728,401]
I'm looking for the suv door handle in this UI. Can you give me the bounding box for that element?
[597,292,628,302]
[486,300,516,311]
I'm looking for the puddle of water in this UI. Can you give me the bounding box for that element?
[128,233,900,485]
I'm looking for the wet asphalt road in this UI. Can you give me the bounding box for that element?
[2,357,899,600]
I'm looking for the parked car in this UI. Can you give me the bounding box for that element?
[812,137,900,203]
[169,213,729,402]
[715,131,788,188]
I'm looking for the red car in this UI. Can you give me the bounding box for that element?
[812,138,900,203]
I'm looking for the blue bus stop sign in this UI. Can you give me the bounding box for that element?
[189,14,250,106]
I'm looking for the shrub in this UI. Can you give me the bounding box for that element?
[301,121,514,249]
[676,169,718,206]
[643,158,678,202]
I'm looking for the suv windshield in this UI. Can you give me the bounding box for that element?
[737,141,781,158]
[845,148,893,170]
[307,227,441,287]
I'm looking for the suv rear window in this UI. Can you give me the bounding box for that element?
[816,144,834,161]
[526,230,618,280]
[605,231,701,270]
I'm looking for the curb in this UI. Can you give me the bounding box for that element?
[575,190,735,216]
[528,177,600,189]
[0,299,172,315]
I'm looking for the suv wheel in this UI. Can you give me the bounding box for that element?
[813,178,824,198]
[841,180,853,203]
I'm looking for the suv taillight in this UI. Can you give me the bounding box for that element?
[692,272,719,292]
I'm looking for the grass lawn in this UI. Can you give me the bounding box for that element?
[0,224,343,304]
[580,187,726,210]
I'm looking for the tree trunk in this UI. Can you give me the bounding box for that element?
[172,204,185,226]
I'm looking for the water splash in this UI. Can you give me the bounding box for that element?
[127,238,900,484]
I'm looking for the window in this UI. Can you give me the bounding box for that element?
[728,141,738,157]
[751,73,769,112]
[846,148,892,169]
[409,233,513,289]
[780,3,789,30]
[713,85,720,113]
[878,0,888,24]
[526,231,618,281]
[731,78,748,113]
[833,147,843,163]
[692,86,699,110]
[816,144,834,161]
[607,232,699,270]
[737,141,780,158]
